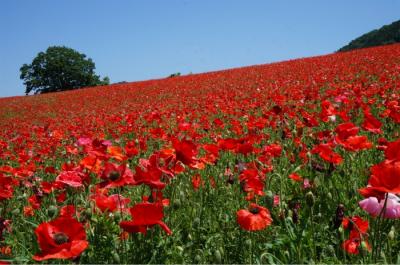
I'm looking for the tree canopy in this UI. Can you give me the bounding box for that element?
[338,20,400,52]
[20,46,109,95]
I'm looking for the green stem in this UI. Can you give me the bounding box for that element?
[310,206,316,261]
[117,187,126,264]
[373,193,388,263]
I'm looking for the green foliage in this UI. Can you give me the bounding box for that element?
[20,46,109,95]
[169,72,181,78]
[338,20,400,52]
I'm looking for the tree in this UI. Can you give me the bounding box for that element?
[20,46,109,95]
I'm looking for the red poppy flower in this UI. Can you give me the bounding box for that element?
[335,122,359,144]
[0,174,14,201]
[142,190,170,206]
[359,160,400,197]
[33,216,88,261]
[289,173,303,182]
[311,143,343,165]
[362,109,382,134]
[320,100,336,122]
[56,192,66,203]
[236,142,254,156]
[172,138,204,169]
[124,140,139,158]
[301,110,319,127]
[80,155,101,173]
[107,146,126,161]
[342,216,369,233]
[119,202,172,235]
[341,135,372,151]
[191,174,204,190]
[172,138,197,166]
[134,155,165,189]
[341,216,371,255]
[201,144,220,164]
[92,193,130,213]
[385,138,400,161]
[237,203,272,231]
[28,194,41,210]
[99,162,135,188]
[85,138,111,158]
[55,171,86,188]
[239,169,265,196]
[218,138,238,151]
[263,143,282,157]
[60,205,76,218]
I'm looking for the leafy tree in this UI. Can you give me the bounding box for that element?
[20,46,109,94]
[338,20,400,52]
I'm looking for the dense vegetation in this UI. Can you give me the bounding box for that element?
[338,20,400,52]
[1,44,400,264]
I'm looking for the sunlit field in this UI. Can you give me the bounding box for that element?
[1,44,400,264]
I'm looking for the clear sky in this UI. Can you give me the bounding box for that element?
[0,0,399,97]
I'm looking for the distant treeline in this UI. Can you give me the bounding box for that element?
[338,20,400,52]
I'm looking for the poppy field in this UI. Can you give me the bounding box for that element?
[1,44,400,264]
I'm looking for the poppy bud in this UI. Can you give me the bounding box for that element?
[219,247,225,257]
[292,208,299,224]
[11,208,20,216]
[287,209,293,218]
[388,227,395,240]
[359,241,369,254]
[83,208,92,219]
[173,199,181,209]
[311,161,325,172]
[284,250,290,258]
[176,246,184,253]
[265,191,274,209]
[286,216,293,224]
[19,193,28,199]
[226,174,235,185]
[112,252,120,263]
[193,217,200,226]
[278,210,286,220]
[338,226,344,239]
[305,191,315,207]
[213,250,222,263]
[332,204,345,229]
[325,245,335,257]
[47,205,58,218]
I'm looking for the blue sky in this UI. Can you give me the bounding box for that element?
[0,0,399,97]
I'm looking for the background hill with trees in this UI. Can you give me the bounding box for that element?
[338,20,400,52]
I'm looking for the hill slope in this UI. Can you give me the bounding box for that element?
[338,20,400,52]
[0,44,400,264]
